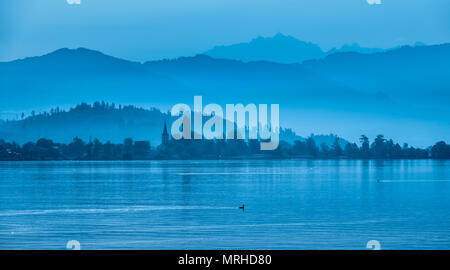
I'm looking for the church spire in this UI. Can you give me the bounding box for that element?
[162,121,169,145]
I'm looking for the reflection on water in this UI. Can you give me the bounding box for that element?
[0,160,450,250]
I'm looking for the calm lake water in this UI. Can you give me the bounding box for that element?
[1,160,450,250]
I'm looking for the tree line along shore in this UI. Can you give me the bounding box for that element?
[1,135,449,161]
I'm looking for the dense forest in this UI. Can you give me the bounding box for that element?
[1,134,449,161]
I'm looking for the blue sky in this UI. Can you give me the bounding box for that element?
[1,0,449,62]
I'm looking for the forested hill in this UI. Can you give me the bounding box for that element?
[0,102,351,147]
[0,102,171,145]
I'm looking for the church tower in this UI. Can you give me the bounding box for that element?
[162,121,169,146]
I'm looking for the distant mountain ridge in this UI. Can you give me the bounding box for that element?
[0,46,387,113]
[302,43,450,106]
[204,33,390,64]
[2,42,450,145]
[0,47,194,112]
[204,33,324,64]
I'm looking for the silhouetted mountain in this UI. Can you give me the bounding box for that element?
[204,33,389,64]
[0,48,192,112]
[3,43,447,114]
[204,33,325,64]
[303,43,450,108]
[0,46,392,114]
[143,54,384,109]
[1,47,362,114]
